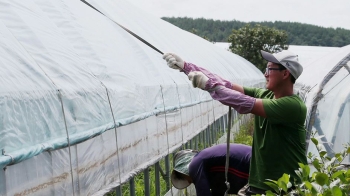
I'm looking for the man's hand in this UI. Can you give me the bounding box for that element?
[188,71,209,90]
[162,53,184,71]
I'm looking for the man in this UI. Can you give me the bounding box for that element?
[163,50,307,195]
[171,143,251,196]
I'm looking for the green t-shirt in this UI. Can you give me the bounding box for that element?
[244,87,307,191]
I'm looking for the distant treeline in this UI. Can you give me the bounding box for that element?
[162,17,350,47]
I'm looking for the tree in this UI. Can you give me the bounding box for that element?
[227,24,289,72]
[190,28,212,42]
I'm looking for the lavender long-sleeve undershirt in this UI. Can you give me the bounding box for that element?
[183,62,255,114]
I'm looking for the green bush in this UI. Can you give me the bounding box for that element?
[233,117,254,146]
[262,131,350,196]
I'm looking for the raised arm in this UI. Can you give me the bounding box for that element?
[163,53,245,93]
[162,53,265,117]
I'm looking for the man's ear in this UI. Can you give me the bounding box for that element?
[283,70,290,79]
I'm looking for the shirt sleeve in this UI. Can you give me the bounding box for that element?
[262,95,305,123]
[243,86,267,97]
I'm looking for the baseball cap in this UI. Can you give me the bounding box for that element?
[260,50,303,79]
[171,149,198,189]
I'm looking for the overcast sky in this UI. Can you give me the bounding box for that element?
[129,0,350,30]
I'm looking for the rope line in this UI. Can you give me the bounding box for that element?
[80,0,163,55]
[224,107,232,196]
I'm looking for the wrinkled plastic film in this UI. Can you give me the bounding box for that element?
[0,0,266,195]
[295,47,350,160]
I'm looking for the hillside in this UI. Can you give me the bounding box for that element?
[162,17,350,47]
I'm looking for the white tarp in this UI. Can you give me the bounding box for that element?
[295,44,350,161]
[0,0,264,195]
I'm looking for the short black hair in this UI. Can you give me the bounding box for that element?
[276,63,286,70]
[276,64,296,84]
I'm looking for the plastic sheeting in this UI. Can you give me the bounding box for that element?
[0,0,265,195]
[295,44,350,162]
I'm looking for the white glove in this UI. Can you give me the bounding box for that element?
[188,71,209,90]
[162,53,184,71]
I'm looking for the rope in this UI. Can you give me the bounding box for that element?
[224,107,232,196]
[80,0,163,55]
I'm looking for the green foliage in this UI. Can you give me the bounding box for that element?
[161,17,350,47]
[162,17,246,43]
[228,24,288,72]
[262,131,350,196]
[233,116,254,146]
[106,159,169,196]
[254,21,350,47]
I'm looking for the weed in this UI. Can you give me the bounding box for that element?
[233,117,254,146]
[263,131,350,195]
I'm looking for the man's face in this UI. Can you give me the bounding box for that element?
[264,62,286,91]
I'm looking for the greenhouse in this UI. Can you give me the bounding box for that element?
[0,0,264,195]
[295,44,350,161]
[1,0,350,196]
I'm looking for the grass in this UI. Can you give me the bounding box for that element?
[233,117,254,146]
[107,157,170,196]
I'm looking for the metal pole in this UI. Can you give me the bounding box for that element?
[224,114,228,133]
[211,123,215,144]
[207,126,211,147]
[144,168,150,196]
[115,186,122,196]
[129,177,135,196]
[224,107,232,195]
[165,155,170,190]
[155,162,161,196]
[220,118,223,135]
